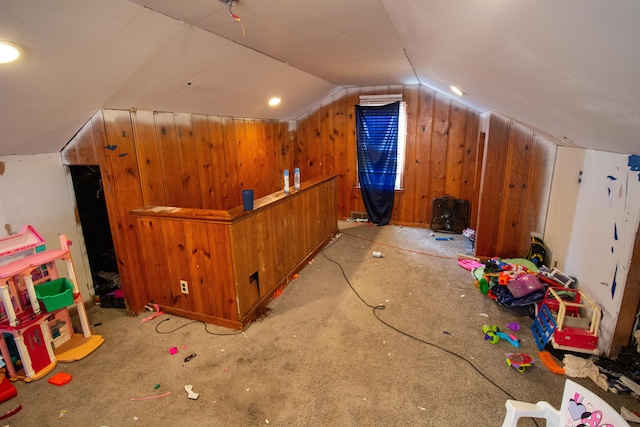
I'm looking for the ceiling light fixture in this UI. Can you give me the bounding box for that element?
[219,0,246,37]
[450,85,464,96]
[0,41,22,64]
[268,97,281,107]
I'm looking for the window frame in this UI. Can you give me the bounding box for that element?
[356,95,407,190]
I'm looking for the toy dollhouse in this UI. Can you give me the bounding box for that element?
[0,225,104,382]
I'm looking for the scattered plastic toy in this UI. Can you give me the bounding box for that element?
[185,384,199,400]
[141,303,164,323]
[131,391,171,401]
[506,353,535,372]
[506,322,520,331]
[482,325,520,347]
[48,372,72,386]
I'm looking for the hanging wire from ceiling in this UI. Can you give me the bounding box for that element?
[218,0,246,38]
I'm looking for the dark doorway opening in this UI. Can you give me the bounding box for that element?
[69,166,120,296]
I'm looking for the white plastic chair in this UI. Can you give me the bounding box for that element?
[501,378,629,426]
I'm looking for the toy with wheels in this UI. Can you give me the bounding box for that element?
[506,353,534,372]
[482,325,521,348]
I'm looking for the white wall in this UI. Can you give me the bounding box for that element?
[0,154,93,302]
[546,149,640,355]
[543,146,585,270]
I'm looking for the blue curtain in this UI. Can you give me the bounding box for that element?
[355,101,399,226]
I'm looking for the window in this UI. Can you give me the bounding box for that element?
[357,94,407,190]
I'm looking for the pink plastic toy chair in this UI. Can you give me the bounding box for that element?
[501,379,629,426]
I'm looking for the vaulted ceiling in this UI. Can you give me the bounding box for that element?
[1,0,638,156]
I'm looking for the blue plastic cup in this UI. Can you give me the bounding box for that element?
[242,189,254,210]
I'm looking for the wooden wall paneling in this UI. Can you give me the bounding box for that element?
[60,132,79,165]
[474,114,511,257]
[100,109,147,312]
[210,116,231,209]
[296,116,310,183]
[234,119,250,195]
[308,109,323,180]
[254,121,268,197]
[61,117,99,165]
[183,221,216,315]
[430,93,452,199]
[396,85,420,224]
[131,110,165,206]
[469,131,485,230]
[192,115,216,209]
[321,103,336,178]
[495,122,533,258]
[462,111,480,229]
[265,121,280,194]
[273,121,283,178]
[444,100,468,199]
[174,113,202,209]
[278,121,291,178]
[276,199,295,275]
[159,218,190,310]
[206,223,238,321]
[332,96,348,216]
[281,198,296,275]
[256,206,277,294]
[229,218,260,316]
[322,177,339,239]
[155,112,185,207]
[244,120,259,194]
[300,182,314,254]
[135,217,171,306]
[519,135,556,256]
[288,122,298,179]
[412,86,435,225]
[266,206,288,287]
[222,117,240,209]
[130,175,338,328]
[344,88,360,218]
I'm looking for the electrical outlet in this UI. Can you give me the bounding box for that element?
[180,280,189,294]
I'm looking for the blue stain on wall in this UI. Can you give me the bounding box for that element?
[629,155,640,181]
[611,265,618,299]
[607,175,617,180]
[614,223,618,240]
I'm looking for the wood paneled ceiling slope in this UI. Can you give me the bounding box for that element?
[1,0,638,156]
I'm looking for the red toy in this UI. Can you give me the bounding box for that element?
[506,352,534,372]
[0,374,17,402]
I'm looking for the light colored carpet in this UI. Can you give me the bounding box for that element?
[2,222,638,426]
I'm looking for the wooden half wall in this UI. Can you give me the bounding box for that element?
[63,109,296,313]
[130,176,338,329]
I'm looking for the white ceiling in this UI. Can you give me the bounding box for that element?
[1,0,639,156]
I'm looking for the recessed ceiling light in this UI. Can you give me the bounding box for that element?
[0,41,22,64]
[268,97,281,106]
[450,86,464,96]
